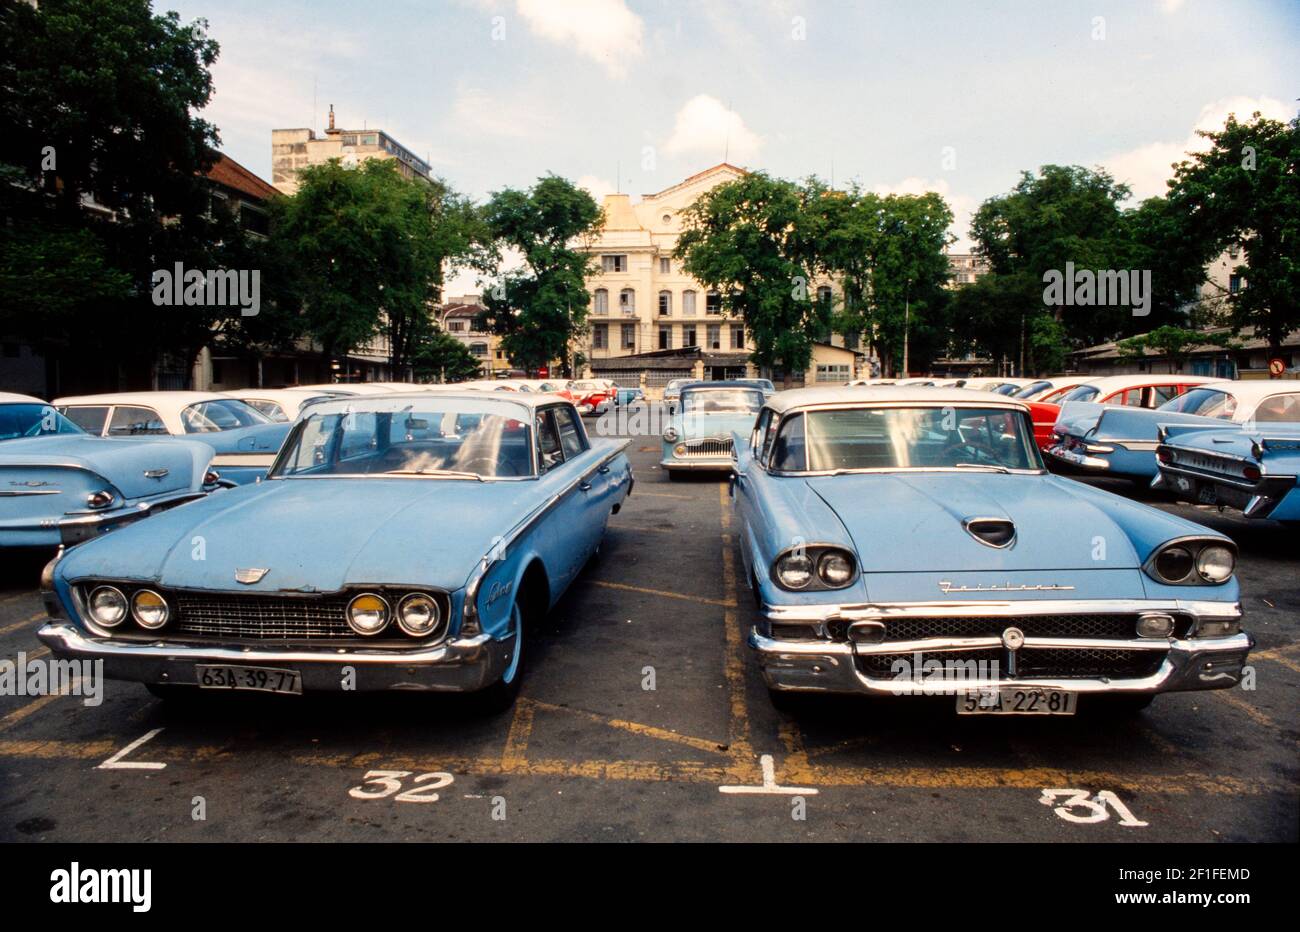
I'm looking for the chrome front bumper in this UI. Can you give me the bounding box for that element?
[661,457,733,471]
[750,598,1252,696]
[58,492,209,546]
[37,623,513,693]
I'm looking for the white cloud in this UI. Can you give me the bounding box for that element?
[516,0,643,79]
[870,177,979,251]
[1103,95,1292,201]
[1160,0,1186,12]
[662,95,763,164]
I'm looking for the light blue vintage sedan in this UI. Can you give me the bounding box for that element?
[1047,381,1300,485]
[661,381,764,476]
[732,386,1252,715]
[38,392,632,710]
[1153,392,1300,524]
[1,393,219,548]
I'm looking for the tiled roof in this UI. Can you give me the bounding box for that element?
[205,153,279,201]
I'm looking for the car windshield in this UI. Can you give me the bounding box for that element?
[181,399,271,433]
[771,406,1041,472]
[1013,381,1052,398]
[1157,388,1236,419]
[682,388,764,414]
[0,403,84,441]
[1060,384,1100,403]
[273,398,535,479]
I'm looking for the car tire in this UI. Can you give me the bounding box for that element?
[1090,694,1154,715]
[474,601,526,714]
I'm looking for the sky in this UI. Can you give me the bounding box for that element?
[167,0,1298,292]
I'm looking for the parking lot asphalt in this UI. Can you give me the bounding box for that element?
[0,414,1296,842]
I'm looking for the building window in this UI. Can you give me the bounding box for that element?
[495,348,504,359]
[601,255,627,273]
[816,364,851,383]
[593,288,609,314]
[730,325,745,349]
[659,257,671,274]
[621,323,636,349]
[469,342,488,358]
[658,291,671,316]
[707,324,721,350]
[659,325,672,350]
[706,292,722,315]
[592,324,607,349]
[683,325,697,348]
[682,290,697,316]
[448,320,466,332]
[619,288,635,315]
[816,285,833,308]
[1229,274,1244,294]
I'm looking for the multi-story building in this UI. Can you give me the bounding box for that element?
[437,296,508,377]
[271,106,432,195]
[577,163,860,393]
[945,250,990,287]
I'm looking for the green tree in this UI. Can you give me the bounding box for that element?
[271,159,479,374]
[411,329,483,383]
[475,175,602,376]
[675,172,820,387]
[1162,112,1300,361]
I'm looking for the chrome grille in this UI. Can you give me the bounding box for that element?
[173,593,354,639]
[826,614,1186,641]
[1168,448,1250,480]
[679,438,732,458]
[855,647,1166,680]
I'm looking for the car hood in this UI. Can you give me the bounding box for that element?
[59,476,542,592]
[0,434,206,498]
[188,422,291,455]
[804,472,1147,572]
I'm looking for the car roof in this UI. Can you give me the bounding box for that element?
[54,391,235,407]
[767,385,1031,413]
[0,392,46,404]
[1187,380,1300,401]
[680,380,764,391]
[1067,374,1218,392]
[297,391,568,415]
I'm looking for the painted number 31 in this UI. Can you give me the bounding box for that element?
[1039,788,1148,827]
[348,770,454,803]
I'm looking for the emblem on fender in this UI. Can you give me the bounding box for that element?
[938,580,1076,593]
[235,568,269,584]
[486,580,513,606]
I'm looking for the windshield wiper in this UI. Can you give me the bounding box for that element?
[382,468,484,481]
[952,462,1011,473]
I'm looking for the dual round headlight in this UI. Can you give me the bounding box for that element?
[663,426,679,443]
[774,548,856,590]
[1150,542,1235,585]
[87,586,169,630]
[346,592,443,638]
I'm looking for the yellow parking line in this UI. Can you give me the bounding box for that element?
[0,673,79,732]
[529,699,728,755]
[719,485,754,758]
[501,697,535,768]
[1214,690,1279,730]
[1251,649,1300,675]
[0,613,44,637]
[636,491,693,500]
[589,580,735,608]
[606,523,675,534]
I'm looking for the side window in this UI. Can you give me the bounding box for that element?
[338,412,378,460]
[536,410,563,473]
[60,405,110,435]
[108,406,167,436]
[751,409,771,459]
[1254,393,1300,423]
[771,413,806,471]
[553,407,587,459]
[245,399,288,421]
[1149,385,1178,407]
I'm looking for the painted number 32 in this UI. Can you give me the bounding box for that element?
[1039,788,1148,827]
[348,770,454,803]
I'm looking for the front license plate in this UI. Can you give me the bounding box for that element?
[957,688,1077,715]
[1196,484,1218,504]
[195,664,302,695]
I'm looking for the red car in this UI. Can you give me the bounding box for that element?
[1028,375,1218,451]
[565,380,615,414]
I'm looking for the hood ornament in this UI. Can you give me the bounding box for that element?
[235,568,269,584]
[963,517,1017,549]
[143,468,169,479]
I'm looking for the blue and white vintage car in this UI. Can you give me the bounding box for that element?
[1,392,218,548]
[55,391,291,485]
[731,386,1252,714]
[661,381,764,476]
[39,392,633,709]
[1153,391,1300,523]
[1047,381,1300,484]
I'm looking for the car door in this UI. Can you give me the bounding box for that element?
[532,405,600,593]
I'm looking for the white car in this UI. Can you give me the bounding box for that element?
[221,387,345,422]
[295,383,404,396]
[54,391,290,486]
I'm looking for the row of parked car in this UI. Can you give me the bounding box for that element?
[2,375,1267,717]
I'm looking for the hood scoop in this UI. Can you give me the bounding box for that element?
[963,517,1016,549]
